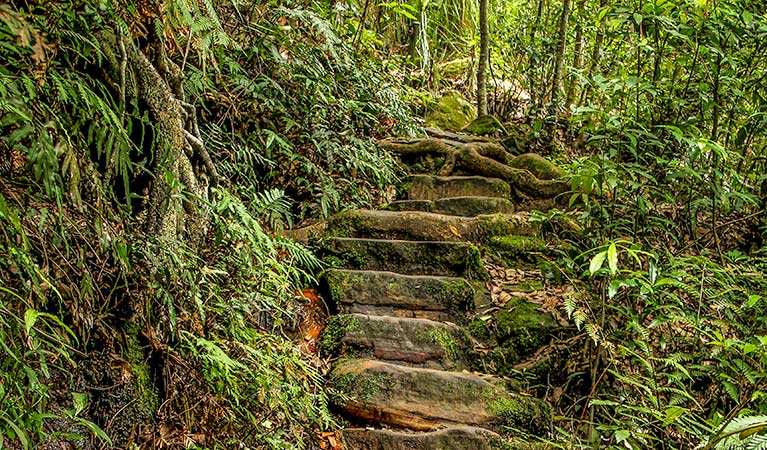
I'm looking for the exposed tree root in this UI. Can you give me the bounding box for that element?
[101,30,216,242]
[379,136,568,199]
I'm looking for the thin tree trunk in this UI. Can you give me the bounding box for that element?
[477,0,489,116]
[565,0,586,109]
[549,0,571,116]
[579,0,606,106]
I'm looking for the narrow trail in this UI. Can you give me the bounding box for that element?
[314,132,568,449]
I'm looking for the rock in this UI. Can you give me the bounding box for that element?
[407,175,511,201]
[508,153,563,180]
[320,237,487,279]
[341,426,503,450]
[424,91,477,131]
[463,115,508,136]
[321,269,480,322]
[433,196,515,217]
[468,297,560,374]
[488,234,549,264]
[324,209,538,242]
[320,314,470,370]
[385,199,434,213]
[330,358,551,434]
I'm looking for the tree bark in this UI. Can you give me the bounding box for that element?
[565,0,586,109]
[101,31,210,242]
[477,0,489,116]
[549,0,572,116]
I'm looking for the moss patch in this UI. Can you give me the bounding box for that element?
[464,115,508,136]
[490,395,552,435]
[424,91,477,131]
[508,154,563,180]
[319,315,361,357]
[488,234,548,264]
[330,370,387,404]
[469,297,558,375]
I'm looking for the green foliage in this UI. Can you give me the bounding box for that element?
[192,5,419,219]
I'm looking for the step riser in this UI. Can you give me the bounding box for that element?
[322,238,487,279]
[387,197,515,217]
[321,269,477,323]
[341,427,502,450]
[331,359,551,434]
[407,175,510,201]
[322,314,469,370]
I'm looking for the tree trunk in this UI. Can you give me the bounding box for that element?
[565,0,586,109]
[549,0,571,116]
[102,31,212,243]
[477,0,489,116]
[579,0,606,106]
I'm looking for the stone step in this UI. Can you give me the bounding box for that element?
[386,196,516,217]
[320,314,470,370]
[406,175,511,201]
[321,238,488,279]
[331,359,551,434]
[341,426,503,450]
[324,209,538,242]
[321,269,480,323]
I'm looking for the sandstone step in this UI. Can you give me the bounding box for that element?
[320,314,470,370]
[324,209,538,242]
[331,359,551,434]
[387,196,516,217]
[321,238,488,279]
[407,175,511,201]
[341,426,503,450]
[321,269,480,322]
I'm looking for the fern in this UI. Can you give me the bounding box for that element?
[708,415,767,450]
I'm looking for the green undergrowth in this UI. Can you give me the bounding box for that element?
[0,1,426,447]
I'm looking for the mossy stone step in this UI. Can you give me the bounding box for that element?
[321,269,480,323]
[331,359,551,434]
[324,209,539,242]
[407,175,511,201]
[320,314,470,370]
[387,196,516,217]
[341,425,505,450]
[321,238,488,280]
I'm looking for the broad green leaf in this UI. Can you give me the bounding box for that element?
[24,309,39,333]
[607,242,618,275]
[615,429,631,442]
[590,251,607,275]
[73,392,89,416]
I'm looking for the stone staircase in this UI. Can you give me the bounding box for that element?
[316,170,562,449]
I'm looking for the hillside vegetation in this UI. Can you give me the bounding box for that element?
[0,0,766,449]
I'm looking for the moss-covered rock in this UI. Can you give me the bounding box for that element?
[490,395,552,435]
[424,91,477,131]
[342,426,506,450]
[320,269,477,323]
[488,234,548,264]
[408,174,511,201]
[508,153,563,180]
[326,313,471,370]
[469,297,558,375]
[320,237,489,280]
[319,315,361,356]
[331,358,551,434]
[464,115,508,136]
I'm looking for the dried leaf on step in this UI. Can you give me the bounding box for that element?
[449,225,462,237]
